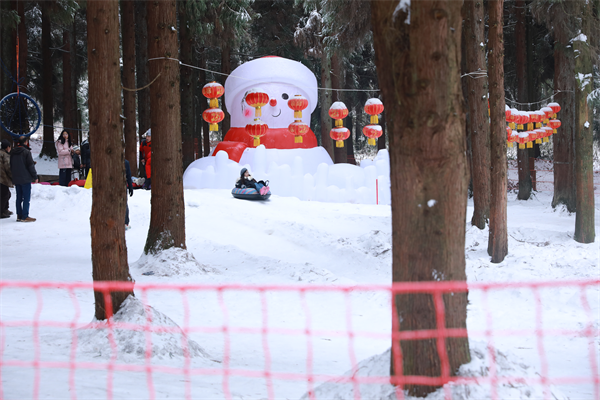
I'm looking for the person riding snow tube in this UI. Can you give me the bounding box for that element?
[232,168,271,200]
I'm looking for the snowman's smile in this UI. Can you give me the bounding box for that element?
[272,109,281,118]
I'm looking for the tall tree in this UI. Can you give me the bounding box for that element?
[135,0,150,173]
[179,3,196,170]
[574,6,595,243]
[40,1,57,158]
[121,0,137,176]
[63,27,77,144]
[371,1,471,396]
[0,2,18,143]
[144,0,186,254]
[87,0,134,320]
[515,0,532,200]
[487,0,508,263]
[463,0,491,229]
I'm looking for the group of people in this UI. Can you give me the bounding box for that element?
[55,130,91,186]
[1,136,38,222]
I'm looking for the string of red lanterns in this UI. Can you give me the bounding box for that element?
[505,103,561,149]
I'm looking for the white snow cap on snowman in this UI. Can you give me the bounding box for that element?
[224,56,318,130]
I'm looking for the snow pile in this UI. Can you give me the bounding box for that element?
[77,296,215,362]
[183,146,391,205]
[132,247,218,277]
[301,341,567,400]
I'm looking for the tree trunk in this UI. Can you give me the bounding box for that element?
[464,0,491,229]
[121,0,137,176]
[515,0,532,200]
[86,0,134,321]
[346,108,356,165]
[573,9,595,243]
[320,53,333,159]
[551,12,576,211]
[0,1,16,143]
[63,29,77,145]
[331,53,346,164]
[40,2,57,158]
[144,0,186,254]
[135,0,150,175]
[377,110,387,151]
[221,39,231,141]
[371,1,470,396]
[180,5,195,170]
[487,0,508,263]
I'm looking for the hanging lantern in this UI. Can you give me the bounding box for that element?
[288,94,309,119]
[507,126,515,148]
[541,107,553,124]
[533,128,543,144]
[548,102,561,118]
[202,81,225,108]
[517,131,528,149]
[363,125,383,146]
[202,82,225,131]
[542,127,553,142]
[203,108,225,132]
[508,108,518,129]
[515,111,525,130]
[364,98,385,124]
[505,106,513,124]
[548,119,561,133]
[534,110,545,128]
[288,120,310,143]
[245,89,270,117]
[245,118,268,147]
[527,111,535,131]
[526,131,537,148]
[330,127,350,148]
[329,101,349,127]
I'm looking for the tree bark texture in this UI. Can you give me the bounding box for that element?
[40,2,57,158]
[320,53,333,159]
[0,1,16,143]
[63,29,77,145]
[87,0,134,321]
[515,0,532,200]
[371,1,471,396]
[487,0,508,263]
[145,0,186,254]
[463,0,491,229]
[551,11,576,212]
[135,0,150,175]
[121,0,137,177]
[179,6,195,171]
[377,110,387,151]
[573,12,595,243]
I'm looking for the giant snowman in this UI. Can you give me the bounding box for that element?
[183,56,391,205]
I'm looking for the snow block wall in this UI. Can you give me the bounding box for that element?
[182,146,391,205]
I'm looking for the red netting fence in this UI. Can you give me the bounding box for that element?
[0,280,598,400]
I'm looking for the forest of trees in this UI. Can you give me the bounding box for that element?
[0,0,598,395]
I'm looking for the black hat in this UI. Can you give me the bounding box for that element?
[1,139,10,150]
[240,168,248,178]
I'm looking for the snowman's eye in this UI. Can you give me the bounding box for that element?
[281,93,289,100]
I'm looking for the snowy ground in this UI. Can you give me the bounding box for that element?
[0,144,598,399]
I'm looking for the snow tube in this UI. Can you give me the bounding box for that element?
[231,187,271,201]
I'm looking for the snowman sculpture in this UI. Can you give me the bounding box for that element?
[213,56,319,162]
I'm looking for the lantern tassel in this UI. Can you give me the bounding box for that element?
[535,139,542,144]
[294,110,302,119]
[519,143,525,149]
[255,107,262,117]
[253,137,260,147]
[336,140,344,148]
[543,137,549,142]
[335,119,343,127]
[509,122,515,129]
[209,98,219,108]
[507,142,513,148]
[553,129,557,134]
[210,123,218,131]
[526,141,533,148]
[370,115,379,124]
[517,124,523,130]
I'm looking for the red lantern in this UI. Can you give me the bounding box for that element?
[507,108,517,129]
[548,119,561,133]
[288,121,310,144]
[363,125,382,146]
[364,98,384,124]
[330,127,350,148]
[505,106,512,122]
[329,102,349,127]
[506,126,514,147]
[548,102,561,118]
[517,131,528,149]
[245,89,269,117]
[541,107,553,123]
[542,127,553,142]
[288,95,309,119]
[245,118,268,147]
[202,82,225,108]
[203,108,225,132]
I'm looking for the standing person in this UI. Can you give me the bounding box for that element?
[80,138,91,179]
[0,140,14,218]
[139,129,151,189]
[56,130,73,186]
[10,136,38,222]
[71,145,82,180]
[125,159,133,230]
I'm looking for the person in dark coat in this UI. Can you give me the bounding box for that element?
[125,159,133,229]
[71,146,82,180]
[10,136,38,222]
[139,130,151,189]
[0,139,13,218]
[80,139,91,179]
[235,168,270,195]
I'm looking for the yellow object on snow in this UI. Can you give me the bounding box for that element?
[84,169,92,189]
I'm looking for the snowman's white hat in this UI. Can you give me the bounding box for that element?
[224,56,318,113]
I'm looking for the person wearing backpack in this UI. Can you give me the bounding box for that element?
[10,136,38,222]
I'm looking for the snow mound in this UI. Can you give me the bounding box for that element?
[290,264,355,285]
[77,296,216,362]
[132,247,218,277]
[301,340,567,400]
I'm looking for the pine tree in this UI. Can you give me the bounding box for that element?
[121,0,137,176]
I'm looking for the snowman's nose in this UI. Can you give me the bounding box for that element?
[269,98,277,107]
